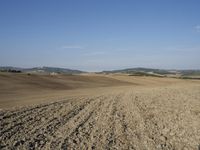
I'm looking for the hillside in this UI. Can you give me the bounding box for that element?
[0,66,84,74]
[102,67,200,78]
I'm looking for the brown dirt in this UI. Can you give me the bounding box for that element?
[0,73,200,149]
[0,73,131,108]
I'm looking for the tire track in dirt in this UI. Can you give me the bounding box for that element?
[104,94,120,149]
[0,97,96,149]
[3,102,71,149]
[121,91,172,149]
[0,100,74,138]
[49,95,106,149]
[24,97,95,150]
[86,94,116,149]
[124,87,200,150]
[117,90,162,149]
[0,100,74,144]
[1,101,63,122]
[134,94,172,149]
[83,93,129,149]
[103,93,134,150]
[59,94,126,150]
[1,101,65,137]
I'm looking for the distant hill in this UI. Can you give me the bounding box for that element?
[1,66,200,77]
[102,68,176,74]
[101,67,200,77]
[0,66,84,74]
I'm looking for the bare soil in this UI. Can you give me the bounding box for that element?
[0,73,200,149]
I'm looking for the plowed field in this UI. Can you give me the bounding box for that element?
[0,74,200,149]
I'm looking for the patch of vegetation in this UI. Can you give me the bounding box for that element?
[102,67,175,75]
[181,70,200,76]
[0,69,22,73]
[128,72,164,77]
[179,76,200,80]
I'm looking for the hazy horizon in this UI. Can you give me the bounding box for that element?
[0,0,200,71]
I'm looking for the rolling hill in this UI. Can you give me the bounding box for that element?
[0,66,84,74]
[101,67,200,78]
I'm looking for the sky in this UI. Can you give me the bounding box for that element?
[0,0,200,71]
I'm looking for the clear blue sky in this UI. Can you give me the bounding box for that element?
[0,0,200,71]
